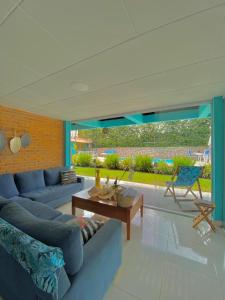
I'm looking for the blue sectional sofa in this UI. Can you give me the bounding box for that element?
[0,167,84,208]
[0,197,122,300]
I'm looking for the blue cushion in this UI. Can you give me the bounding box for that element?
[15,170,45,193]
[21,183,83,204]
[0,202,83,276]
[10,197,62,220]
[44,167,67,186]
[67,220,122,300]
[0,196,10,210]
[0,174,19,198]
[0,217,65,295]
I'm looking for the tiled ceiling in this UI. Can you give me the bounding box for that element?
[0,0,225,121]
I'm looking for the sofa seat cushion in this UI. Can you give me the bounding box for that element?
[15,170,45,194]
[44,167,67,186]
[10,197,62,220]
[0,174,19,198]
[0,196,10,210]
[21,183,82,204]
[0,202,83,276]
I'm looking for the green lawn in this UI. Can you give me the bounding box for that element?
[75,167,211,193]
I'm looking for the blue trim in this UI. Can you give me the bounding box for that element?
[198,104,211,118]
[143,108,199,123]
[72,105,209,130]
[64,121,71,168]
[124,114,143,124]
[212,96,224,221]
[101,118,133,128]
[76,120,101,128]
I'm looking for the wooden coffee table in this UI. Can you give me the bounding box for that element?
[72,188,144,240]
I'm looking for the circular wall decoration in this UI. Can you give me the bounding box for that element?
[10,136,21,154]
[21,133,31,148]
[0,131,6,152]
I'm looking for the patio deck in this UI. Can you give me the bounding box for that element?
[81,176,211,217]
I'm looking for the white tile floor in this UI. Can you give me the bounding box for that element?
[58,201,225,300]
[103,209,225,300]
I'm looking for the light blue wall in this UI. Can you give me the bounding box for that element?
[212,96,224,221]
[64,121,71,168]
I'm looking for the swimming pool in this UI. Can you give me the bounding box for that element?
[152,158,173,165]
[119,157,173,165]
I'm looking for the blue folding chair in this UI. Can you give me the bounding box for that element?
[164,166,203,211]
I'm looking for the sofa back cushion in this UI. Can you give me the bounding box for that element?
[44,167,67,186]
[0,202,83,276]
[0,174,19,198]
[15,170,45,193]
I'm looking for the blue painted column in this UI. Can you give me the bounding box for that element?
[64,121,72,168]
[212,96,225,221]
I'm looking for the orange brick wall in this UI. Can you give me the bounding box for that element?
[0,105,64,174]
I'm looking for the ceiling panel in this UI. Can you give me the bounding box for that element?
[124,0,225,33]
[31,80,225,121]
[19,0,135,60]
[0,0,17,23]
[0,86,51,107]
[0,2,225,120]
[0,7,76,76]
[72,57,225,104]
[5,5,225,105]
[0,51,43,95]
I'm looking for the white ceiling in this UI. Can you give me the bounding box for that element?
[0,0,225,121]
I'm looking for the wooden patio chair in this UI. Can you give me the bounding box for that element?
[193,200,216,231]
[164,166,203,211]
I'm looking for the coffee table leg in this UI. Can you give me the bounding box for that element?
[127,219,131,240]
[72,205,76,216]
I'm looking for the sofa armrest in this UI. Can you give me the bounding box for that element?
[0,246,70,300]
[64,220,122,300]
[76,176,84,184]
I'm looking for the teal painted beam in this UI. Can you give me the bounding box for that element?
[143,108,199,123]
[198,104,211,118]
[212,96,224,221]
[124,114,143,124]
[64,121,72,168]
[72,124,95,130]
[72,104,210,130]
[101,118,133,128]
[76,120,101,128]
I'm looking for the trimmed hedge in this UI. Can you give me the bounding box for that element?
[202,164,211,179]
[74,152,211,179]
[134,155,153,172]
[173,155,195,171]
[104,154,120,169]
[76,153,92,167]
[154,161,173,175]
[120,157,133,170]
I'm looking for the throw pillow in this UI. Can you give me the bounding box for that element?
[67,217,104,244]
[0,217,64,296]
[61,170,77,185]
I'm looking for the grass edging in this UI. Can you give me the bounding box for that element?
[75,167,211,193]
